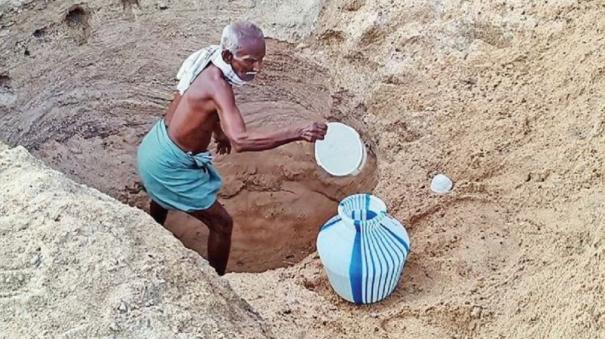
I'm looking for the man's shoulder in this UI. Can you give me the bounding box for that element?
[189,66,232,97]
[204,65,230,87]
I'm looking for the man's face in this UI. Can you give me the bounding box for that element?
[226,38,266,82]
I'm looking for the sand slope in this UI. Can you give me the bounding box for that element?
[0,143,271,338]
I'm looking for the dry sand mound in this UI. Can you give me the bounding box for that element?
[0,143,271,338]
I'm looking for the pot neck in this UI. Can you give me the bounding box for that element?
[338,194,387,231]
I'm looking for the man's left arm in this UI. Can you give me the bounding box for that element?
[213,121,231,154]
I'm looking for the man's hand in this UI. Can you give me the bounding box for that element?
[299,122,328,142]
[214,134,232,155]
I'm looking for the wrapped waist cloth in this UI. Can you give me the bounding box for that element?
[137,119,223,212]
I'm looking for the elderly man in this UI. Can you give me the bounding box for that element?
[137,22,327,275]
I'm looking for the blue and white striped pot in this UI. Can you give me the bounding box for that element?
[317,194,411,304]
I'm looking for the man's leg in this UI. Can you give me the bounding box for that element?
[189,200,233,276]
[149,200,168,225]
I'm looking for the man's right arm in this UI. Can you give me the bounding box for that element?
[211,80,326,153]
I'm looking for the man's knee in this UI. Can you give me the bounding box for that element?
[216,213,233,235]
[192,202,233,235]
[204,210,233,236]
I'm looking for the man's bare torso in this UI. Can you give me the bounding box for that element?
[164,65,227,154]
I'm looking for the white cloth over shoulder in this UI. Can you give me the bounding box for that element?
[176,45,247,94]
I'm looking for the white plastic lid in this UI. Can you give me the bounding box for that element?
[314,122,366,177]
[431,174,453,194]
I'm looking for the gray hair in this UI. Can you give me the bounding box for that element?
[220,21,264,54]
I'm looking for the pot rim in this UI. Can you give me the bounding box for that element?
[337,193,387,228]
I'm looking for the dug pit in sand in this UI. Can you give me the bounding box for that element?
[0,13,376,274]
[141,22,377,274]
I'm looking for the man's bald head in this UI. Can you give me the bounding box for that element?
[221,21,265,55]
